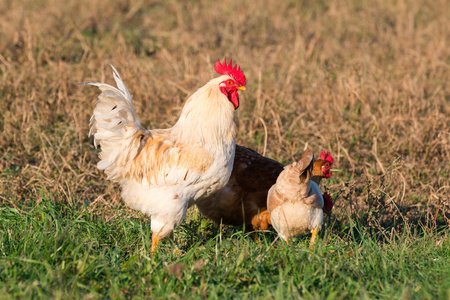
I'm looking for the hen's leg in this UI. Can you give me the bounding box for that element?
[258,210,271,230]
[251,209,271,231]
[151,235,160,254]
[251,210,272,241]
[169,232,181,255]
[309,228,318,249]
[250,232,260,242]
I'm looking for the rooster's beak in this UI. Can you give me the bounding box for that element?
[236,86,246,91]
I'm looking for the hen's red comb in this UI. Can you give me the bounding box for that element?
[214,58,246,86]
[320,150,334,165]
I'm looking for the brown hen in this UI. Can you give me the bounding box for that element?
[196,146,334,232]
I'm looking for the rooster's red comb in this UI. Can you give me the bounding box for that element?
[320,151,334,165]
[214,58,246,86]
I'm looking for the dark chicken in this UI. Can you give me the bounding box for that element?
[196,146,335,232]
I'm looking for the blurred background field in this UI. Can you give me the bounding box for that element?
[0,0,449,298]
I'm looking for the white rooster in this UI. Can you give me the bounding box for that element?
[84,58,246,252]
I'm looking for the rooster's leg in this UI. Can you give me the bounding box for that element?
[309,229,318,249]
[151,235,160,254]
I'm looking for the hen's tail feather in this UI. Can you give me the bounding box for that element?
[84,65,145,181]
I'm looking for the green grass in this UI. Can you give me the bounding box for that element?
[1,201,449,299]
[0,0,449,298]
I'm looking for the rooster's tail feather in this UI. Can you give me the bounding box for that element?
[84,66,144,181]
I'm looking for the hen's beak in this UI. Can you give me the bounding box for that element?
[236,86,246,91]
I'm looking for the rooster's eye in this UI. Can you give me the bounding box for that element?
[227,80,233,85]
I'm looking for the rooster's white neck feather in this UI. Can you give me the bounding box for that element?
[173,75,237,150]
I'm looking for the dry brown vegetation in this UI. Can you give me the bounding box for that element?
[0,0,449,230]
